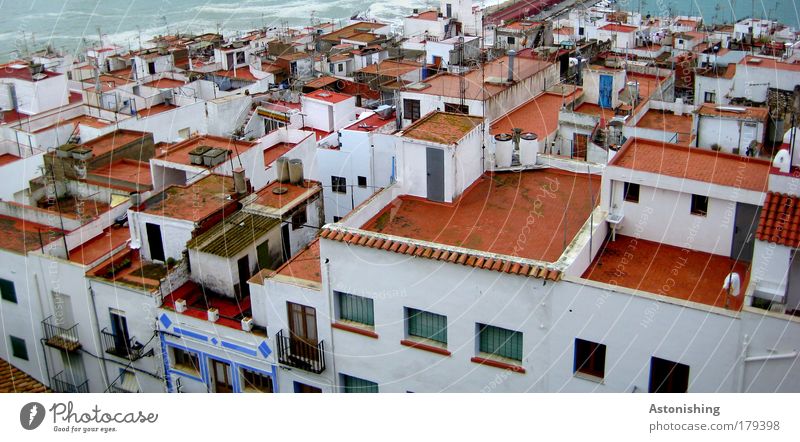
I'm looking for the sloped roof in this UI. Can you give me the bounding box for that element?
[756,192,800,248]
[0,358,48,393]
[187,211,280,257]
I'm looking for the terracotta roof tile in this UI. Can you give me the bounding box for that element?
[321,228,561,280]
[756,192,800,248]
[0,358,48,393]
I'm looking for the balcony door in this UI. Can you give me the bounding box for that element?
[288,302,318,345]
[209,359,233,393]
[110,310,130,355]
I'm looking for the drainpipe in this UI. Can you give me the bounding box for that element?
[323,257,338,392]
[744,351,798,363]
[87,281,112,391]
[737,334,749,392]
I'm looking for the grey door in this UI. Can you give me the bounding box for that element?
[426,147,445,202]
[731,203,760,262]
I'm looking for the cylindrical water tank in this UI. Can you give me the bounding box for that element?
[288,159,304,185]
[519,132,539,165]
[494,133,513,168]
[276,157,290,183]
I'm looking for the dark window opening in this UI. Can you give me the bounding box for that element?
[0,278,17,303]
[357,176,367,188]
[444,103,469,114]
[649,357,690,393]
[403,99,421,122]
[10,336,28,360]
[623,182,640,203]
[574,338,606,379]
[331,176,347,194]
[691,194,708,216]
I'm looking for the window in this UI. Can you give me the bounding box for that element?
[623,182,640,203]
[294,381,322,393]
[337,63,344,73]
[10,336,27,360]
[403,99,421,122]
[336,291,374,326]
[690,194,708,216]
[704,91,716,103]
[291,206,307,230]
[649,357,689,393]
[357,176,367,188]
[333,216,342,222]
[444,103,469,114]
[0,278,17,303]
[477,324,523,361]
[507,36,516,45]
[574,338,606,379]
[342,374,379,393]
[331,176,347,194]
[406,308,447,345]
[445,3,452,18]
[170,347,200,376]
[328,63,335,72]
[241,368,274,393]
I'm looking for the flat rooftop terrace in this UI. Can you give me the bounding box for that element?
[141,174,237,222]
[491,88,581,136]
[583,235,747,310]
[0,214,63,255]
[635,109,694,144]
[156,135,256,166]
[362,169,600,263]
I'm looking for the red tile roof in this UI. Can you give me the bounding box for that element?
[304,89,353,104]
[599,24,638,33]
[0,358,48,393]
[401,111,482,145]
[610,138,771,191]
[756,192,800,248]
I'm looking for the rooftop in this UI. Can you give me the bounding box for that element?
[304,75,339,89]
[263,142,296,168]
[756,192,800,248]
[140,174,238,222]
[143,78,186,89]
[361,169,600,263]
[187,211,280,258]
[137,103,178,117]
[0,357,48,393]
[357,59,422,76]
[86,159,153,189]
[635,109,694,144]
[265,238,322,285]
[79,129,150,157]
[322,21,387,42]
[68,225,130,265]
[303,89,354,104]
[609,138,771,191]
[583,235,747,310]
[407,10,440,21]
[401,111,483,145]
[87,249,167,291]
[574,102,616,119]
[0,214,63,255]
[0,154,21,167]
[413,56,553,100]
[0,61,61,81]
[491,87,581,135]
[697,103,770,121]
[155,135,256,166]
[599,23,638,33]
[344,112,395,132]
[162,281,253,330]
[84,75,132,92]
[739,55,800,72]
[248,179,322,214]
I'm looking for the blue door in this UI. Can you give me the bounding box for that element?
[599,74,613,109]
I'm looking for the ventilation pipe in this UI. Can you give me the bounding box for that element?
[507,50,516,83]
[288,159,304,185]
[276,157,290,183]
[233,167,247,194]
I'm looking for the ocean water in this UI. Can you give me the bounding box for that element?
[0,0,796,58]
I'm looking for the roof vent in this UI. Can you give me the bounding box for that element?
[747,58,763,64]
[272,186,289,195]
[406,82,431,90]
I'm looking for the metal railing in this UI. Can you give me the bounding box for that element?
[276,329,326,374]
[42,316,81,352]
[101,328,144,361]
[51,371,89,393]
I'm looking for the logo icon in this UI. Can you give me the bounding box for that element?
[20,402,45,430]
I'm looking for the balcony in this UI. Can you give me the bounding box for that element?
[51,371,89,393]
[276,329,326,374]
[42,316,81,352]
[101,328,144,361]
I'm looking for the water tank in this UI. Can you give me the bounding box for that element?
[627,81,640,100]
[288,159,304,185]
[494,133,513,168]
[233,167,247,194]
[519,132,539,165]
[276,157,290,183]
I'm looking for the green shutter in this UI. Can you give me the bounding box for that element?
[0,278,16,303]
[407,308,447,344]
[343,374,378,393]
[337,292,374,326]
[479,324,523,361]
[10,336,28,361]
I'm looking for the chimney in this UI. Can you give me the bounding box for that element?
[507,50,516,83]
[233,167,247,194]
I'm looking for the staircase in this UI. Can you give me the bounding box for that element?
[232,106,256,139]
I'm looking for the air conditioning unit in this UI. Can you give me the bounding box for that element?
[241,316,253,332]
[175,299,187,313]
[207,308,219,322]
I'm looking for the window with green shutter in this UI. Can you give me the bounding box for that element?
[478,324,523,361]
[0,278,16,303]
[336,291,374,326]
[342,374,378,393]
[10,336,28,361]
[406,308,447,344]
